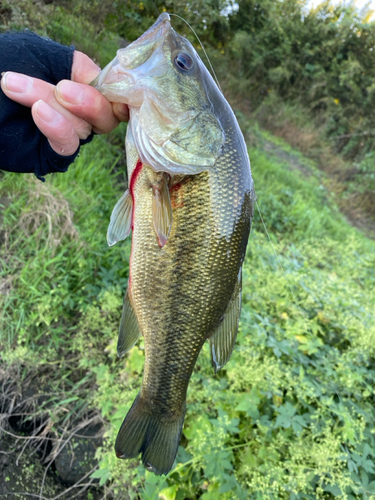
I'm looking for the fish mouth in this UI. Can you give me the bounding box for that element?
[131,12,171,48]
[92,56,125,88]
[92,13,171,91]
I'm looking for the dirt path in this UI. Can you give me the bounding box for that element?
[260,137,375,239]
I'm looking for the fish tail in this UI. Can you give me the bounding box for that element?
[115,394,185,475]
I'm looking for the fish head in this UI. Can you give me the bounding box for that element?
[93,13,224,175]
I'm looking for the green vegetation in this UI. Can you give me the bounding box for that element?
[227,0,375,157]
[2,0,374,227]
[2,126,375,498]
[1,1,375,498]
[3,0,375,161]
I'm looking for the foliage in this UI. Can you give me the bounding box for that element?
[226,0,375,159]
[1,1,375,498]
[0,128,127,351]
[90,145,375,499]
[2,0,375,163]
[2,127,375,498]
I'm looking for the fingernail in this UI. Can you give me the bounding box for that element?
[35,100,59,123]
[56,80,84,105]
[2,72,32,93]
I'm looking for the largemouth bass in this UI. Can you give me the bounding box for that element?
[93,12,254,475]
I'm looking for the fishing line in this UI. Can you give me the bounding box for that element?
[168,10,346,412]
[169,13,224,94]
[167,13,306,308]
[172,11,342,404]
[255,200,299,306]
[257,200,346,404]
[169,14,294,302]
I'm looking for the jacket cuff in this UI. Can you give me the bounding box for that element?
[34,132,95,181]
[34,139,79,182]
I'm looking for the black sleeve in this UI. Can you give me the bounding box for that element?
[0,31,93,181]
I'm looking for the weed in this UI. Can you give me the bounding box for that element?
[1,2,375,498]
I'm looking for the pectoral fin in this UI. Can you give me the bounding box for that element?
[209,271,242,373]
[152,173,172,248]
[117,289,142,357]
[107,189,133,247]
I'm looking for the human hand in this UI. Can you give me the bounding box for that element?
[0,51,129,156]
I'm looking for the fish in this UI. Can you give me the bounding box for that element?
[92,12,255,475]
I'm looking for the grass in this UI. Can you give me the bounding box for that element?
[1,121,375,499]
[248,93,375,236]
[1,2,374,496]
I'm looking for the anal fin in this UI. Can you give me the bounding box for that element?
[107,189,133,247]
[152,173,172,248]
[209,270,242,373]
[118,289,142,357]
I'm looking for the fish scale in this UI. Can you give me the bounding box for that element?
[93,12,254,475]
[126,156,251,454]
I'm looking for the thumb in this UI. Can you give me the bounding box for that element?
[71,51,101,84]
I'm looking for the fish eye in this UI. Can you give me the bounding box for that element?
[174,53,194,71]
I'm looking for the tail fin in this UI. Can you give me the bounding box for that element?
[115,394,185,475]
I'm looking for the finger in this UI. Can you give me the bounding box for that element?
[112,101,130,123]
[32,100,80,156]
[1,72,92,139]
[71,51,101,84]
[55,79,120,134]
[71,51,129,127]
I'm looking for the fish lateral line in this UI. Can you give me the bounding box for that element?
[95,11,254,475]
